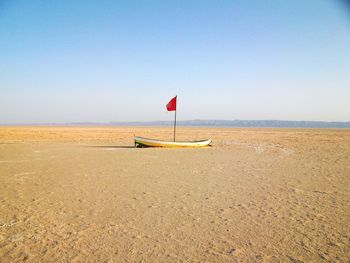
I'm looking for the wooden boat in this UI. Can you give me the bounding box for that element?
[134,136,212,148]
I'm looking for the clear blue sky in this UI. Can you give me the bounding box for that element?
[1,0,349,123]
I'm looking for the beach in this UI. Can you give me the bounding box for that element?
[0,126,349,262]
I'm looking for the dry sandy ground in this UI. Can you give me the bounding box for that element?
[0,126,349,262]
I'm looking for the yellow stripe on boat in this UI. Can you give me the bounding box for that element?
[134,136,212,148]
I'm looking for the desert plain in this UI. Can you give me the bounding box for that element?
[0,126,349,262]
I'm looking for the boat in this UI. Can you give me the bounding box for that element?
[134,136,212,148]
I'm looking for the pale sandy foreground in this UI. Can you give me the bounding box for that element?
[0,127,349,262]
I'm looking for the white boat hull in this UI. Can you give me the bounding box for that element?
[134,136,212,148]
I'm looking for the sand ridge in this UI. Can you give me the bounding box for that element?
[0,127,349,262]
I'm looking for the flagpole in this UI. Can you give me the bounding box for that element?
[166,95,177,142]
[173,108,177,142]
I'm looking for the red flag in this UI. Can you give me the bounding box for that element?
[166,96,177,111]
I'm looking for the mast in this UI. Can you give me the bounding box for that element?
[173,106,177,142]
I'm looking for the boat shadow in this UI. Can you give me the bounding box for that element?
[89,145,136,149]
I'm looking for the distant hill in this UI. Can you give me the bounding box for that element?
[67,120,350,128]
[3,120,350,128]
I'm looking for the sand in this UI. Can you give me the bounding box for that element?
[0,126,349,262]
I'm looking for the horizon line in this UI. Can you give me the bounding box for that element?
[1,119,350,128]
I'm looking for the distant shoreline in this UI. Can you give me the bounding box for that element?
[1,120,350,128]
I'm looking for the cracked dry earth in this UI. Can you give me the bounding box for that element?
[0,127,349,262]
